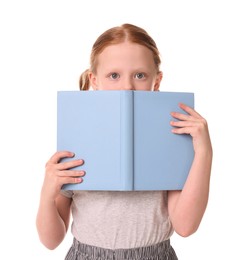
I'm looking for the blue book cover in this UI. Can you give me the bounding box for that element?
[57,90,194,191]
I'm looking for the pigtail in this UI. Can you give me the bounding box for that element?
[79,69,90,91]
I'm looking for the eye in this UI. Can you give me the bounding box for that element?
[109,73,120,80]
[135,73,145,79]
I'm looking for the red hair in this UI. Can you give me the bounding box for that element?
[79,24,161,90]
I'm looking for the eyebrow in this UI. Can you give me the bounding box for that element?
[103,67,151,73]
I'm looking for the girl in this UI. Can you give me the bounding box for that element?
[36,23,213,260]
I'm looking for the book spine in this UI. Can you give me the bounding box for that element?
[120,91,134,190]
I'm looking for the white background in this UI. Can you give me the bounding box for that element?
[0,0,249,259]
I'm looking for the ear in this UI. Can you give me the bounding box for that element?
[89,72,98,90]
[153,71,163,91]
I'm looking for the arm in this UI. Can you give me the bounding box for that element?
[168,103,213,237]
[36,151,85,249]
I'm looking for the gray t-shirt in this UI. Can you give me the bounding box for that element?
[61,190,174,249]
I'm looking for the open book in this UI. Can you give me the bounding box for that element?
[57,90,194,191]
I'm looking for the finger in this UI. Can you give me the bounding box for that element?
[57,170,86,178]
[61,176,83,185]
[179,103,203,119]
[57,159,84,171]
[171,111,193,122]
[170,120,197,128]
[47,151,75,165]
[171,126,194,135]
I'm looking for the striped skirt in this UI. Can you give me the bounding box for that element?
[65,238,178,260]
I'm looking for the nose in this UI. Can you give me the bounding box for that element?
[121,77,135,90]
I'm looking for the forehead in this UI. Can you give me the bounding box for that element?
[97,42,155,70]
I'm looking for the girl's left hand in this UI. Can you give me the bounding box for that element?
[170,103,212,155]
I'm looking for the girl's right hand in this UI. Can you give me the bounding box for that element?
[41,151,85,201]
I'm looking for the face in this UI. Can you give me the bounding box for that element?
[89,42,162,91]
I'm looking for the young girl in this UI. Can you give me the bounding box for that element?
[36,23,213,260]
